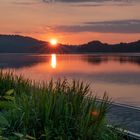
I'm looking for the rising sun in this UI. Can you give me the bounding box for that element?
[50,38,58,46]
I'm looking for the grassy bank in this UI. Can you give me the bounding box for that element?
[0,71,122,140]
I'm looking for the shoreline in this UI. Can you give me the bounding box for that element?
[107,102,140,134]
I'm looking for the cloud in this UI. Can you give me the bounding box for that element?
[11,0,139,6]
[72,2,134,7]
[49,20,140,33]
[12,0,139,6]
[12,0,39,5]
[42,0,138,3]
[42,0,140,7]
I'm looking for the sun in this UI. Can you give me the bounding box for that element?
[50,38,58,46]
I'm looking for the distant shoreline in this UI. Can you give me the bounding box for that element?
[0,52,140,55]
[0,35,140,53]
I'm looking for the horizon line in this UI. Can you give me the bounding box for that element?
[0,34,140,46]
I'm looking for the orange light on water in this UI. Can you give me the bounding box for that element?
[51,54,57,69]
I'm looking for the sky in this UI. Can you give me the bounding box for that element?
[0,0,140,44]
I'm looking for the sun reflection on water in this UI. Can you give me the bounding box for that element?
[51,54,57,69]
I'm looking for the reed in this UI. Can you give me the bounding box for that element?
[0,71,121,140]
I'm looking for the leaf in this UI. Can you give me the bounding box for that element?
[0,101,15,110]
[3,96,15,101]
[5,89,14,96]
[0,115,9,127]
[0,136,9,140]
[13,132,24,138]
[26,135,36,140]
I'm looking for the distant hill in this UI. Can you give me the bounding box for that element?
[0,35,48,53]
[78,40,140,53]
[0,35,140,53]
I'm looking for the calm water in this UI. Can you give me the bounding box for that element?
[0,53,140,107]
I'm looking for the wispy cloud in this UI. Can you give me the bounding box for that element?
[12,0,139,6]
[42,0,139,3]
[12,0,39,5]
[72,2,134,7]
[49,20,140,33]
[41,0,140,7]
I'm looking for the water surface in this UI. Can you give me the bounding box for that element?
[0,53,140,107]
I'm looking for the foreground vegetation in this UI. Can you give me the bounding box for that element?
[0,71,122,140]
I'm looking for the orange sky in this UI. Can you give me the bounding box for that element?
[0,0,140,44]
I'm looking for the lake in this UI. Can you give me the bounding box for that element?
[0,53,140,107]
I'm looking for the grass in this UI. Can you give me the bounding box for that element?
[0,71,122,140]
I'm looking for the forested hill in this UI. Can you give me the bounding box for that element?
[0,35,48,53]
[77,40,140,53]
[0,35,140,53]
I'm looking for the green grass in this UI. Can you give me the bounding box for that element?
[0,71,122,140]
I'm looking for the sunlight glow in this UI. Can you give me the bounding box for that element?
[50,38,58,46]
[51,54,57,69]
